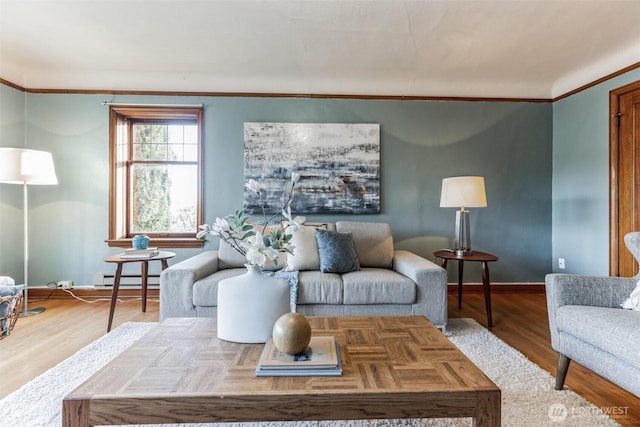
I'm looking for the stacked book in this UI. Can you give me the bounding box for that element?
[120,247,159,259]
[256,336,342,377]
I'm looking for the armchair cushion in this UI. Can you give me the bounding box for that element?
[556,305,640,367]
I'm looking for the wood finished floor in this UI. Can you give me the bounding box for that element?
[1,292,638,426]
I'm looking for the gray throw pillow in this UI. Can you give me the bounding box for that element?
[315,229,360,274]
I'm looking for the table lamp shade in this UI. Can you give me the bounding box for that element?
[0,148,58,185]
[440,176,487,208]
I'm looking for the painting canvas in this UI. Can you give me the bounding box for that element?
[244,122,380,214]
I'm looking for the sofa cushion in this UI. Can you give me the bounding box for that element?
[297,271,343,304]
[193,268,244,306]
[284,224,327,271]
[218,240,247,269]
[315,229,360,274]
[342,268,415,304]
[556,305,640,367]
[336,221,394,268]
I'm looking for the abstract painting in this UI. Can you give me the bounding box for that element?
[244,122,380,214]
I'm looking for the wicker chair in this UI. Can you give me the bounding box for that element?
[0,278,24,338]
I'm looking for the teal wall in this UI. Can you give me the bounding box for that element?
[552,68,640,275]
[0,85,552,286]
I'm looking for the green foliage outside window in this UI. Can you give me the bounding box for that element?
[130,123,196,234]
[132,124,172,233]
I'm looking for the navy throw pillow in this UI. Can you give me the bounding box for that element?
[315,229,360,274]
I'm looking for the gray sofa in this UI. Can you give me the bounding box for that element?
[160,221,448,330]
[545,234,640,397]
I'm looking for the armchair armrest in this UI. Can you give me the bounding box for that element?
[393,250,448,329]
[160,251,220,320]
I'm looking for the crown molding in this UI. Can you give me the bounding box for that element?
[4,62,639,103]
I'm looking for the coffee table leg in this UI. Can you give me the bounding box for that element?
[62,397,90,427]
[473,389,501,427]
[141,261,148,313]
[457,260,464,308]
[108,263,123,332]
[481,261,493,328]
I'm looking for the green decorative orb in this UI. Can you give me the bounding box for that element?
[272,313,312,355]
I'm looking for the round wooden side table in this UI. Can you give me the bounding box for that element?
[433,249,499,328]
[104,251,175,332]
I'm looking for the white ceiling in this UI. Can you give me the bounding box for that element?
[1,0,639,99]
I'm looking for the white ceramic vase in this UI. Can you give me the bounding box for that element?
[217,264,290,343]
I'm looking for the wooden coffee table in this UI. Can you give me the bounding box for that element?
[62,316,500,427]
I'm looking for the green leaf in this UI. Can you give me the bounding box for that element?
[241,231,256,240]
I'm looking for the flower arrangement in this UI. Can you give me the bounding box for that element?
[197,173,305,267]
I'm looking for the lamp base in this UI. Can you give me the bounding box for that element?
[453,210,473,256]
[20,306,46,317]
[455,249,473,257]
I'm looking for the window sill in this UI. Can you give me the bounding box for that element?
[106,238,204,249]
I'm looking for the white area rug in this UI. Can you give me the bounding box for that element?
[0,319,620,427]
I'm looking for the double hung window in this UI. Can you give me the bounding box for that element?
[107,106,203,248]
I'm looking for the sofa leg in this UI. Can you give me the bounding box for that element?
[556,353,571,390]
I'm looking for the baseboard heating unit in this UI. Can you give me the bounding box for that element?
[92,273,160,289]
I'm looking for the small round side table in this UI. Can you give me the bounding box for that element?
[104,251,175,332]
[433,249,499,328]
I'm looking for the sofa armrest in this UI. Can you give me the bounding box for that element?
[159,251,220,320]
[393,250,448,329]
[545,273,636,348]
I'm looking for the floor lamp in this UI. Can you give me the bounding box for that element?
[440,176,487,256]
[0,147,58,317]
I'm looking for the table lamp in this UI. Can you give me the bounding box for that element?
[0,148,58,316]
[440,176,487,256]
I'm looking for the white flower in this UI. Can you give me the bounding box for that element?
[281,206,305,232]
[245,179,261,195]
[211,217,230,236]
[245,249,266,267]
[243,232,279,267]
[196,223,211,239]
[198,173,302,267]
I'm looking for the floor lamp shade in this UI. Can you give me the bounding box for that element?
[440,176,487,256]
[0,147,58,316]
[0,148,58,185]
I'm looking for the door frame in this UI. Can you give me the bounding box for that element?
[609,80,640,276]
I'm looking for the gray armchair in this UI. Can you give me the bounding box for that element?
[545,232,640,397]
